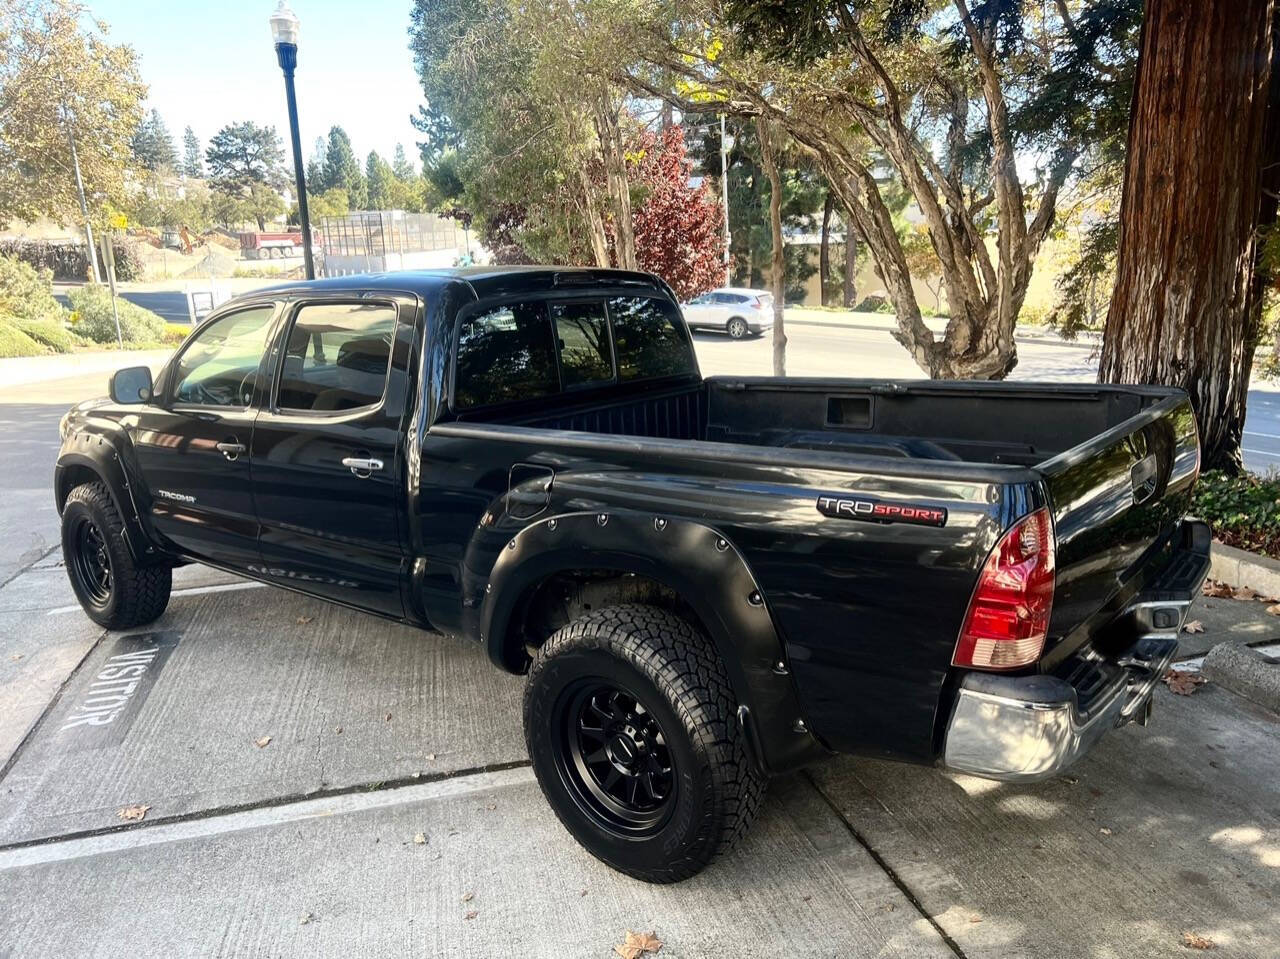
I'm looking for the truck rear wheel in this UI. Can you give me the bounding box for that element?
[61,481,171,629]
[523,604,765,883]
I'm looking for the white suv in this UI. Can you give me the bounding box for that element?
[680,288,775,339]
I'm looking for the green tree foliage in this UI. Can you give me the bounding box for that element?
[205,121,285,187]
[365,151,394,210]
[131,108,176,172]
[181,126,203,178]
[318,126,366,209]
[392,143,416,180]
[205,121,285,231]
[307,187,349,220]
[0,0,146,229]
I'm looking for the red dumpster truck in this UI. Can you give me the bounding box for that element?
[238,230,321,260]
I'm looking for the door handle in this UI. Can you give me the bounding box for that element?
[342,456,384,478]
[216,440,246,461]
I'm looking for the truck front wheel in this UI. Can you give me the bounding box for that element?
[61,481,171,629]
[523,604,765,883]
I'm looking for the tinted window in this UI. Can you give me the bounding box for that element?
[553,301,613,389]
[277,302,396,412]
[172,306,274,407]
[609,296,696,381]
[455,301,557,408]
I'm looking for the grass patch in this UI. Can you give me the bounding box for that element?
[1191,470,1280,559]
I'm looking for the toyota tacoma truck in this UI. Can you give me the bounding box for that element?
[55,266,1209,882]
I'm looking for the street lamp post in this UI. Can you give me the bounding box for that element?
[270,1,315,280]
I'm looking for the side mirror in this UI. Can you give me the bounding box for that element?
[109,366,153,405]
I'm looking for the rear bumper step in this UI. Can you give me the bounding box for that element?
[942,636,1178,782]
[940,519,1210,782]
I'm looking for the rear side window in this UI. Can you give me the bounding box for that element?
[277,302,397,412]
[552,301,613,389]
[455,301,558,408]
[608,296,696,381]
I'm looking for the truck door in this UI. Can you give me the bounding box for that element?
[132,303,278,569]
[249,293,416,617]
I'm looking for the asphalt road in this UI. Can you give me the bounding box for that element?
[0,319,1278,958]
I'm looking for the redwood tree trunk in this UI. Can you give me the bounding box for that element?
[844,221,857,307]
[819,192,833,306]
[1101,0,1274,472]
[757,117,787,376]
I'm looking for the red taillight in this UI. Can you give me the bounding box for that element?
[953,507,1056,670]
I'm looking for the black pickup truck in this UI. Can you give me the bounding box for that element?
[55,267,1209,882]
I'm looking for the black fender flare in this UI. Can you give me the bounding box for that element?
[480,509,826,774]
[55,432,162,565]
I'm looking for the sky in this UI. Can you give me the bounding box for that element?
[88,0,425,170]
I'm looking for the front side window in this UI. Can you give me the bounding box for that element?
[276,302,397,412]
[608,296,696,381]
[172,306,275,407]
[455,301,557,408]
[553,301,613,389]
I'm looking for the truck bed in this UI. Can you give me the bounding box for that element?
[464,375,1175,470]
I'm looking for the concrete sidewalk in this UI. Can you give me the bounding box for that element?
[1,552,1277,958]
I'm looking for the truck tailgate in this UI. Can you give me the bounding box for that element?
[1036,390,1201,659]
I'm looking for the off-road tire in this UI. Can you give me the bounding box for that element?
[61,481,171,629]
[524,603,766,883]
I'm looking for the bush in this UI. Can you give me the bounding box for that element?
[68,285,166,346]
[9,314,78,352]
[854,294,887,312]
[0,254,63,321]
[1191,470,1280,559]
[161,322,191,346]
[0,317,42,357]
[0,237,143,282]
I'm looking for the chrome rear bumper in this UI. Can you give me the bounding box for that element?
[943,636,1179,782]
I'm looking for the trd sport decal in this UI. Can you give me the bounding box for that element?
[816,495,947,527]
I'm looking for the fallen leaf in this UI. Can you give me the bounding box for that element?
[1181,931,1215,950]
[1266,604,1280,616]
[485,802,497,811]
[385,712,393,722]
[413,832,427,845]
[615,930,663,958]
[579,888,589,897]
[299,912,314,925]
[464,910,478,921]
[1203,580,1234,598]
[461,891,474,903]
[1099,827,1112,836]
[1182,620,1205,634]
[118,804,150,822]
[334,726,343,734]
[254,736,272,748]
[1231,586,1259,601]
[1163,669,1207,696]
[296,615,313,625]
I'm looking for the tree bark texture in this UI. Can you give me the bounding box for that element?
[844,219,857,307]
[757,116,787,376]
[1101,0,1274,473]
[819,191,833,306]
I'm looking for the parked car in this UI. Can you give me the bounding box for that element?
[680,287,774,338]
[56,266,1208,883]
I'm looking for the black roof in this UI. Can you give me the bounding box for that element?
[252,266,670,301]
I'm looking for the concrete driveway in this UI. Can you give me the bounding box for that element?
[0,330,1277,958]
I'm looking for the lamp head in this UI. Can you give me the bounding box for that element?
[269,0,299,47]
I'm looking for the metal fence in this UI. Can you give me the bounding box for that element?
[317,211,465,259]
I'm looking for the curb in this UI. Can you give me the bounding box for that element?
[1209,541,1280,598]
[1202,642,1280,713]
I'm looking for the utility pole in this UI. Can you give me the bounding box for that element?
[720,114,732,287]
[65,111,101,284]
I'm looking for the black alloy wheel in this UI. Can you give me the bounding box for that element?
[69,516,113,609]
[553,680,676,834]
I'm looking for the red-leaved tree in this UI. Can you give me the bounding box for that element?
[631,126,726,300]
